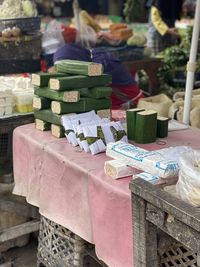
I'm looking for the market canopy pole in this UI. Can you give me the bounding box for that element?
[183,0,200,124]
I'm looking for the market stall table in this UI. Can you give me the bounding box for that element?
[13,124,200,267]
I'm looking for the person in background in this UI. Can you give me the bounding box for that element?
[146,0,183,56]
[182,0,196,17]
[36,0,100,17]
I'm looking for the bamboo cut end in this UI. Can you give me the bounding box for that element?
[63,91,80,102]
[50,79,60,90]
[33,96,42,109]
[32,74,40,86]
[51,101,61,114]
[97,109,111,120]
[88,64,103,76]
[51,124,62,138]
[35,119,47,131]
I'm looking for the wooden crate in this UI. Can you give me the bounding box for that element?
[0,35,41,60]
[130,178,200,267]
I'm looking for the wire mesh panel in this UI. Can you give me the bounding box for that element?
[37,216,87,267]
[0,132,12,163]
[0,114,34,164]
[160,242,197,267]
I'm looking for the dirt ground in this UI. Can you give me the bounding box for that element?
[1,238,105,267]
[1,238,37,267]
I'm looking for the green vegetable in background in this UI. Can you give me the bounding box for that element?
[123,0,140,23]
[22,0,37,17]
[127,33,147,46]
[156,26,199,97]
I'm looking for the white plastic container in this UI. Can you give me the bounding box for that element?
[13,90,34,113]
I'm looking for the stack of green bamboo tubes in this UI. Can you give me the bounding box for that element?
[32,60,113,138]
[126,108,169,144]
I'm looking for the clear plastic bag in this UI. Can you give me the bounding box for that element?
[176,150,200,206]
[74,12,97,48]
[42,19,65,55]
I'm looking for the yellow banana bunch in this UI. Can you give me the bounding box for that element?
[81,10,101,32]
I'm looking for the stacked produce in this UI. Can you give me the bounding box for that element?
[0,0,37,19]
[109,23,133,42]
[32,60,113,139]
[0,0,41,74]
[126,108,169,144]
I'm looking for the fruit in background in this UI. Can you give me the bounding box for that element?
[127,33,147,46]
[21,0,37,17]
[11,27,21,37]
[1,27,21,38]
[0,0,37,19]
[80,10,101,33]
[109,23,127,33]
[108,23,133,42]
[111,28,133,42]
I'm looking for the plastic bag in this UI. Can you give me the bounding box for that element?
[154,146,192,162]
[176,150,200,206]
[74,13,97,48]
[42,19,65,55]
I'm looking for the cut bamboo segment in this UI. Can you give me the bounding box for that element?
[35,119,51,131]
[126,108,145,141]
[63,91,80,102]
[157,116,169,138]
[33,95,51,110]
[135,110,157,144]
[34,109,62,125]
[97,109,111,120]
[51,98,112,115]
[35,86,111,101]
[49,74,112,91]
[34,87,88,102]
[88,87,112,99]
[55,59,103,76]
[51,124,65,138]
[32,72,66,87]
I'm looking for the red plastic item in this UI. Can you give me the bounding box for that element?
[61,25,77,43]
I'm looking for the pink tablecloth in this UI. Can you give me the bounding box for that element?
[13,124,200,267]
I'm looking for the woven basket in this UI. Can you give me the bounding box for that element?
[37,216,87,267]
[160,242,197,267]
